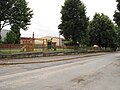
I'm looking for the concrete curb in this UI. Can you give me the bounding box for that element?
[0,50,107,59]
[0,53,105,65]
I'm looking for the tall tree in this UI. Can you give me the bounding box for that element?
[0,0,33,41]
[114,0,120,48]
[114,0,120,27]
[89,13,117,50]
[58,0,89,47]
[114,25,120,47]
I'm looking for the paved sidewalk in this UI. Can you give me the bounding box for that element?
[0,53,106,65]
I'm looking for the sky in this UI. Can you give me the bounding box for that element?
[20,0,117,38]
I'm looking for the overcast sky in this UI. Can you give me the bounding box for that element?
[20,0,117,38]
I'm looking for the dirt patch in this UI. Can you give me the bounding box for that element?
[113,63,120,67]
[71,72,103,86]
[71,78,85,83]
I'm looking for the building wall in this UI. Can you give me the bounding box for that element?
[20,37,33,44]
[39,36,64,46]
[34,39,47,45]
[20,36,64,47]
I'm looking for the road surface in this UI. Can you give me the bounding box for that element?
[0,52,120,90]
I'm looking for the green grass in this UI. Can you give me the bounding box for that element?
[0,49,21,54]
[34,48,74,53]
[0,48,74,54]
[1,46,106,54]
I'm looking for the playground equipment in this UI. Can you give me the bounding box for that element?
[21,32,57,52]
[21,32,34,52]
[21,44,34,52]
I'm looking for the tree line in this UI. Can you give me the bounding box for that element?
[59,0,120,51]
[0,0,120,51]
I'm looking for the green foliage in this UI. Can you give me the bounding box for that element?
[58,0,89,46]
[114,25,120,47]
[89,13,117,49]
[114,0,120,27]
[4,31,17,44]
[0,38,2,43]
[114,0,120,49]
[11,25,21,44]
[0,0,33,41]
[9,0,33,30]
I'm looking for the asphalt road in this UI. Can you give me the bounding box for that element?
[0,52,120,90]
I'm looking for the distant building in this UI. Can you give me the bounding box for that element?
[20,32,34,44]
[1,29,10,41]
[20,36,65,47]
[20,37,33,44]
[37,36,64,46]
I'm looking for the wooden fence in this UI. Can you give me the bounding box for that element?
[0,44,21,49]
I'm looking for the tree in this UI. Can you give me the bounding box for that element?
[114,0,120,48]
[58,0,89,47]
[114,25,120,47]
[4,31,17,44]
[114,0,120,27]
[89,13,117,50]
[11,25,21,44]
[0,0,33,41]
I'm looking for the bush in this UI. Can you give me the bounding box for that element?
[4,31,17,44]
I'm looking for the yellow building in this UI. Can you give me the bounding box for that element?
[34,36,64,46]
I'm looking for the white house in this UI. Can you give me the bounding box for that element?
[1,29,10,41]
